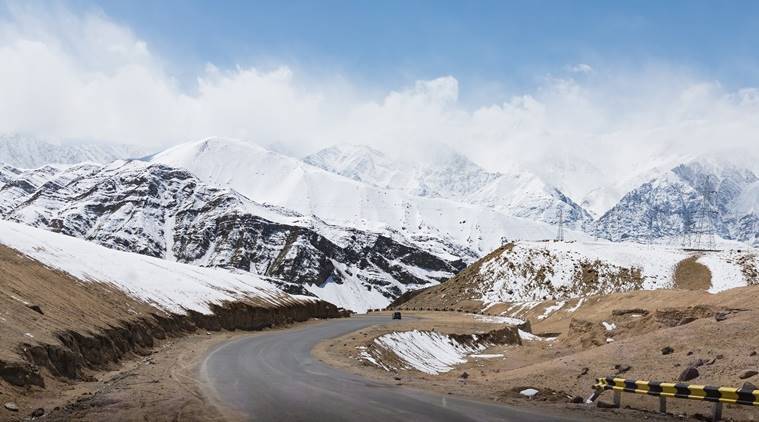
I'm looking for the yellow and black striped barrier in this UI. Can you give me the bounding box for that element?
[590,376,759,421]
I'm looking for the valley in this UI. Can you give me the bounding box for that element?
[0,135,757,421]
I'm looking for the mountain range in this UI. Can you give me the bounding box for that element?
[0,134,757,311]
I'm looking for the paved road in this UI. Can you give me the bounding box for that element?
[200,316,581,421]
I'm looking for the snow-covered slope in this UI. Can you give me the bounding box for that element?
[0,160,467,312]
[153,138,590,258]
[396,240,758,310]
[594,158,759,246]
[0,134,146,169]
[304,143,593,229]
[0,219,306,315]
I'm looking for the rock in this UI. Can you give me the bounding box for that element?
[751,351,757,357]
[661,346,674,355]
[4,402,18,412]
[739,370,758,379]
[459,372,469,379]
[393,376,401,381]
[741,382,757,390]
[714,311,729,321]
[687,351,694,356]
[612,308,649,317]
[570,396,584,404]
[30,408,44,418]
[705,358,717,366]
[689,358,707,368]
[577,367,589,378]
[678,367,699,382]
[716,354,724,360]
[596,400,618,409]
[519,388,539,398]
[614,364,632,374]
[26,304,44,315]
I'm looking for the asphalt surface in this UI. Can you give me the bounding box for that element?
[201,315,582,421]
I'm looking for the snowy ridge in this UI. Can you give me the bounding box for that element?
[0,219,306,314]
[304,143,593,229]
[594,158,759,246]
[152,138,591,258]
[0,159,464,313]
[0,134,147,169]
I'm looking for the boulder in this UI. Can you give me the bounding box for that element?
[26,304,44,315]
[678,367,699,382]
[4,402,18,412]
[739,370,758,380]
[661,346,674,355]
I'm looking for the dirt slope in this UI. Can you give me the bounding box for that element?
[0,244,345,420]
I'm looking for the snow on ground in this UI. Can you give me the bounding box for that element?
[478,240,756,305]
[537,301,566,320]
[472,314,525,325]
[566,297,586,313]
[698,253,752,293]
[369,330,486,374]
[0,220,308,314]
[518,329,557,342]
[304,270,390,314]
[601,321,617,331]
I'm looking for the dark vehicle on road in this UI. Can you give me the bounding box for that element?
[392,311,402,320]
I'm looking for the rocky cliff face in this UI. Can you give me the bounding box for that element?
[0,160,466,311]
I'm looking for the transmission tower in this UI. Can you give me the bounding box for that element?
[556,208,565,242]
[684,176,718,251]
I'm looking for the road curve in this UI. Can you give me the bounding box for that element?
[200,315,580,422]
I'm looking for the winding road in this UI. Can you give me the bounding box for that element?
[201,315,581,421]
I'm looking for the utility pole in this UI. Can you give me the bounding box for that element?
[683,175,718,251]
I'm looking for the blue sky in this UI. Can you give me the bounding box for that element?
[50,0,759,99]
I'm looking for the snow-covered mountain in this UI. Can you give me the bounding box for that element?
[594,158,759,246]
[0,160,469,312]
[0,134,147,168]
[304,143,593,229]
[152,138,590,257]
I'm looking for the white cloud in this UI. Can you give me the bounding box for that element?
[0,5,758,184]
[566,63,593,74]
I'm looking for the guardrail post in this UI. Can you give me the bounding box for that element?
[711,402,722,421]
[658,396,666,414]
[612,390,621,408]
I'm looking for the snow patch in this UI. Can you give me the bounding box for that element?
[537,301,566,320]
[472,314,525,325]
[369,330,486,374]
